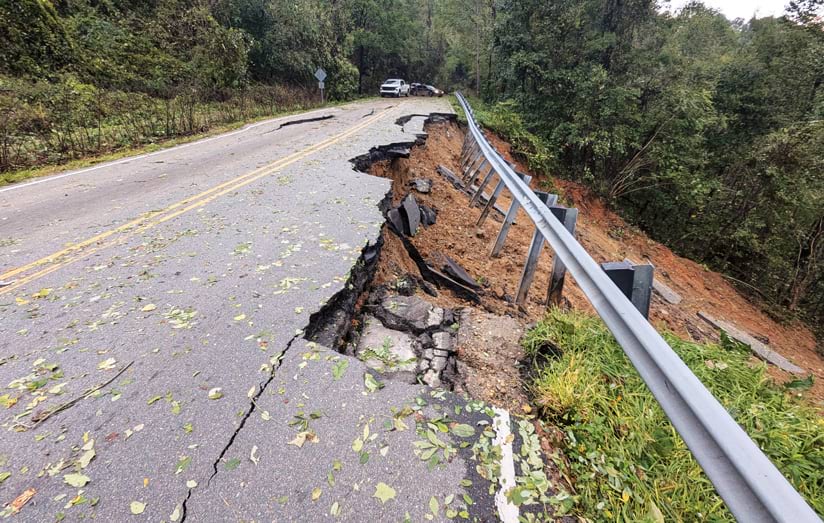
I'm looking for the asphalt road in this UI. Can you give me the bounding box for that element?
[0,97,513,521]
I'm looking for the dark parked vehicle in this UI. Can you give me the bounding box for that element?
[410,83,444,97]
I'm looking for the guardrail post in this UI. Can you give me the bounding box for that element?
[464,159,489,186]
[461,142,480,171]
[546,205,578,306]
[491,172,531,257]
[460,139,475,166]
[469,167,498,207]
[601,261,653,318]
[515,191,558,306]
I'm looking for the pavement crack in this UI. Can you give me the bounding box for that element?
[265,114,334,133]
[179,334,300,522]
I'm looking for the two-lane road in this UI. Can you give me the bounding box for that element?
[0,97,503,521]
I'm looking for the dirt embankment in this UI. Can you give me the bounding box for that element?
[369,120,824,407]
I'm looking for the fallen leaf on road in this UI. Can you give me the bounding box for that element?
[250,445,259,466]
[373,482,396,504]
[175,456,191,475]
[288,431,318,448]
[31,288,52,299]
[430,496,439,516]
[312,487,322,501]
[63,473,90,487]
[331,360,348,381]
[97,358,117,371]
[77,449,95,469]
[130,501,146,515]
[208,388,223,400]
[1,394,18,409]
[364,373,384,393]
[141,304,157,312]
[330,501,341,516]
[8,488,36,513]
[451,424,475,438]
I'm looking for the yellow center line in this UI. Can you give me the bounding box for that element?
[1,107,393,295]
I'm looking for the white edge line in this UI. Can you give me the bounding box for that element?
[492,406,519,523]
[0,105,349,195]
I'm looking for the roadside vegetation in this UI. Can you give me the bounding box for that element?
[466,0,824,347]
[522,309,824,521]
[3,1,821,334]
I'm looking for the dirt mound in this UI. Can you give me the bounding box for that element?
[370,121,823,407]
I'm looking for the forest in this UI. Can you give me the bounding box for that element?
[1,0,822,340]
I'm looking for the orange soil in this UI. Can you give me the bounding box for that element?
[370,121,823,407]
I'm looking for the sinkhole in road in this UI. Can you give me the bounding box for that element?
[304,116,537,400]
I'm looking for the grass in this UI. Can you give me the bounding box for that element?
[0,96,376,188]
[523,309,824,521]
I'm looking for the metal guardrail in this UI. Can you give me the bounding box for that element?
[453,92,820,523]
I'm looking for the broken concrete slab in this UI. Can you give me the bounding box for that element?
[697,311,806,375]
[379,294,436,332]
[423,369,442,388]
[400,194,421,236]
[432,356,448,372]
[443,254,480,289]
[426,306,444,329]
[356,315,418,373]
[433,331,454,352]
[410,178,433,193]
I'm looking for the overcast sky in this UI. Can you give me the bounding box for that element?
[664,0,789,20]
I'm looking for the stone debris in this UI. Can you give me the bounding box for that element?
[697,311,806,375]
[356,315,418,375]
[410,178,433,194]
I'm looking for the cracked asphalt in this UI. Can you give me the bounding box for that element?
[0,97,507,521]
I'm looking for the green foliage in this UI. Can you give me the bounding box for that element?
[525,309,824,521]
[463,97,554,175]
[0,0,75,76]
[488,0,824,334]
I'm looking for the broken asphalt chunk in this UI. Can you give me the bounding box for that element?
[387,208,405,235]
[419,205,437,227]
[442,255,480,289]
[400,194,421,236]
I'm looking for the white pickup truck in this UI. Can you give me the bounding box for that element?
[380,79,410,97]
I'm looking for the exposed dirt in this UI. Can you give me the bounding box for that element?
[369,120,824,408]
[453,310,530,412]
